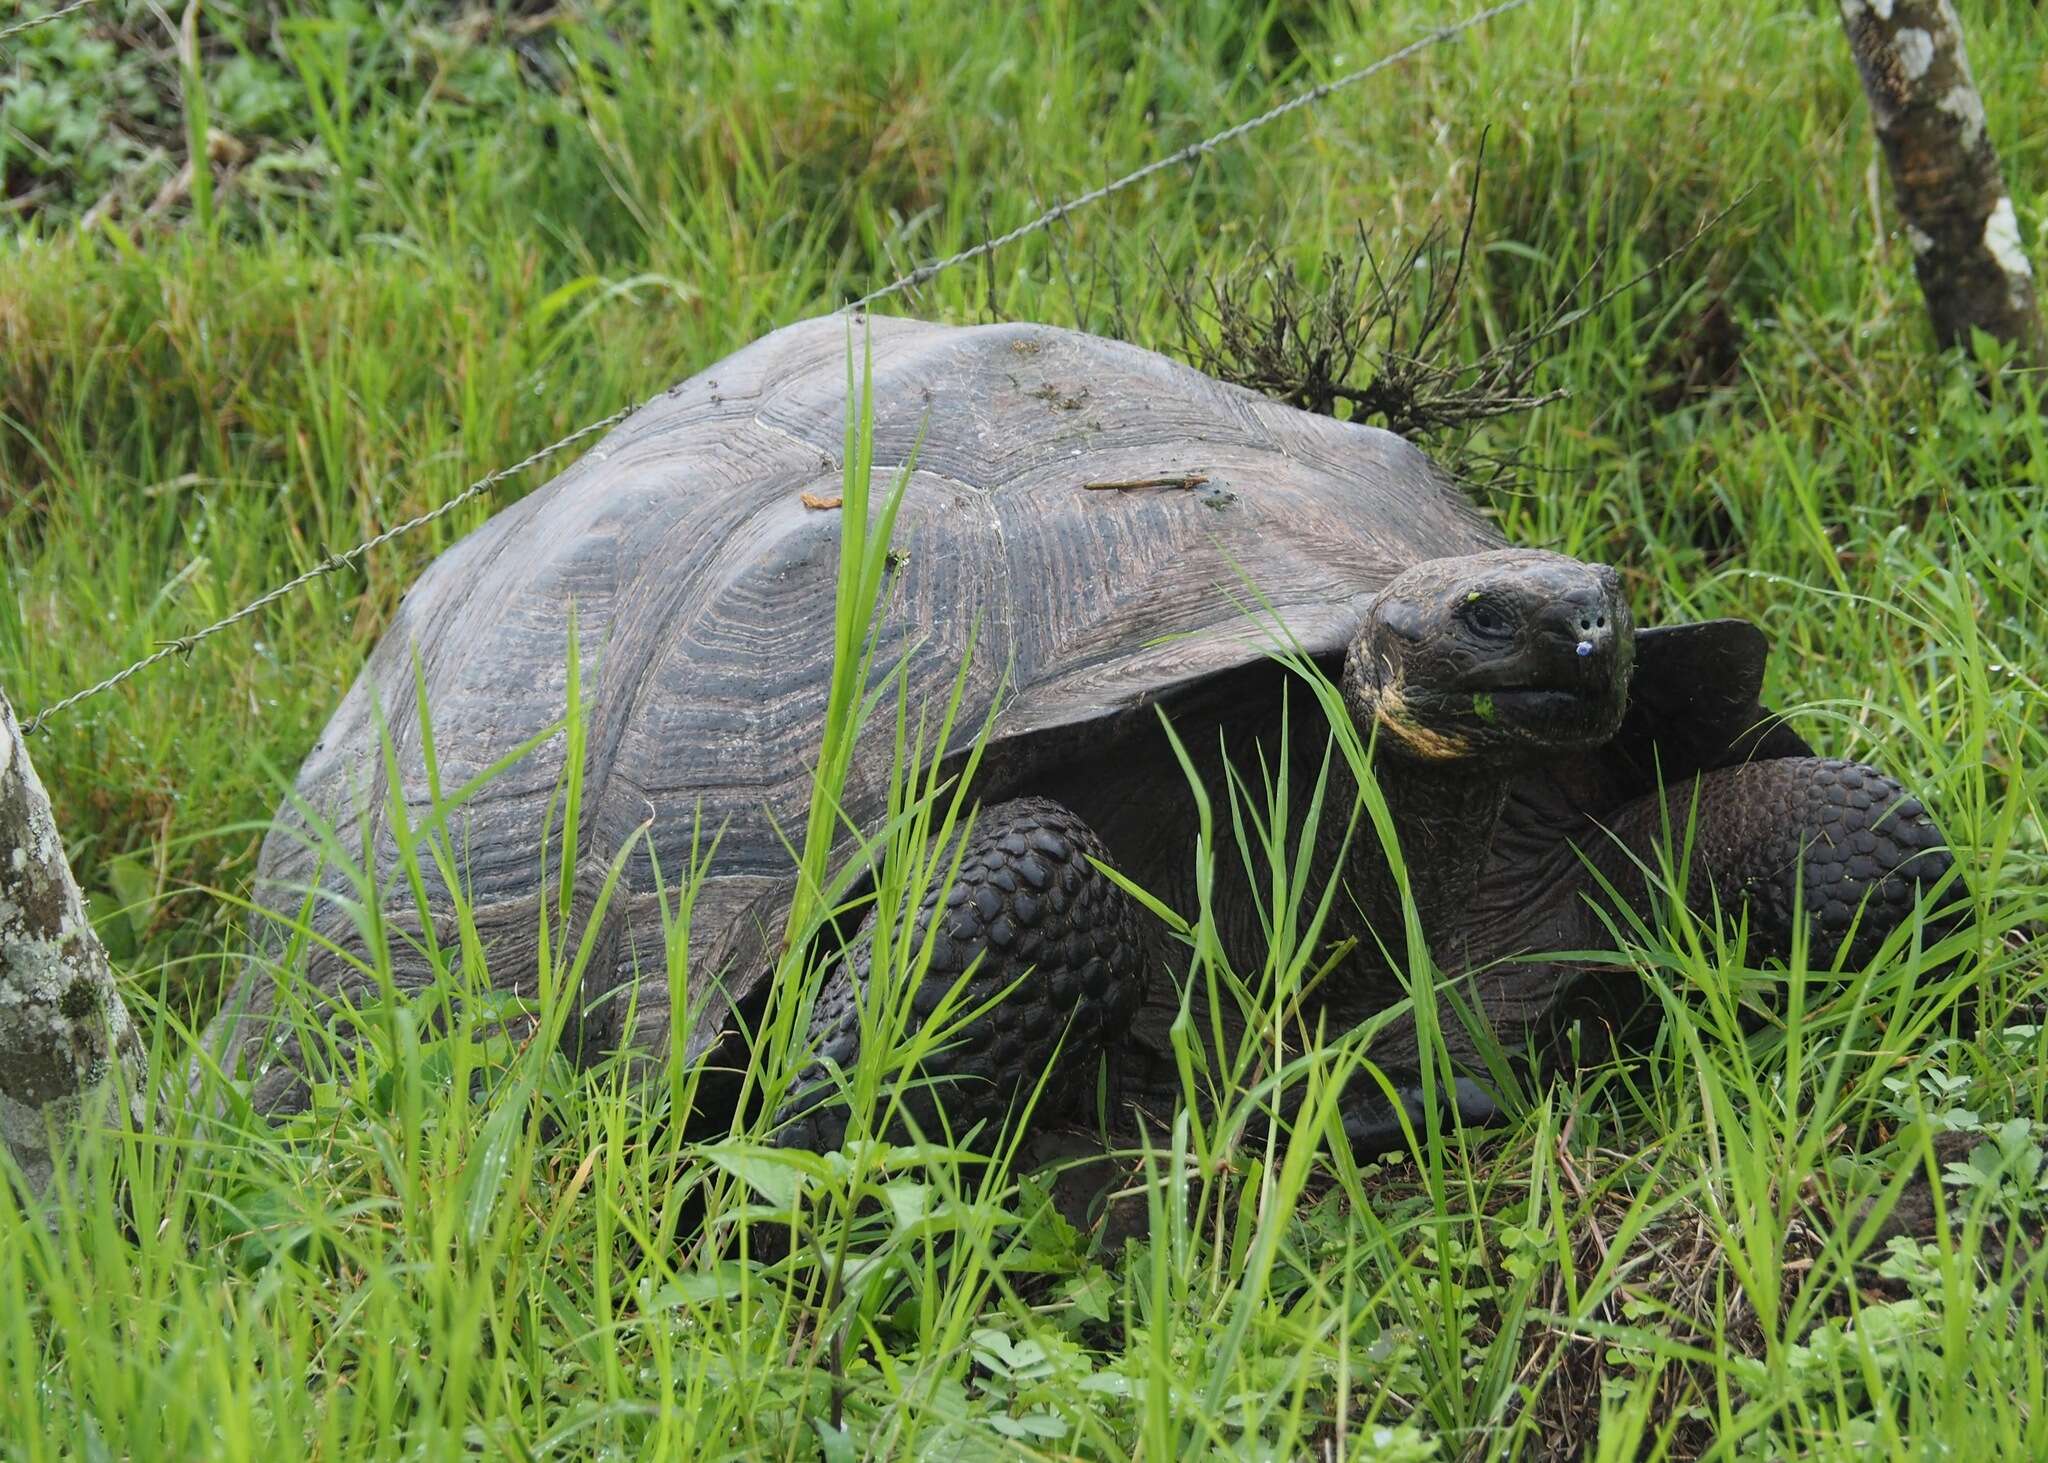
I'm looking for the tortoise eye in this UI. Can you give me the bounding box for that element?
[1458,596,1514,641]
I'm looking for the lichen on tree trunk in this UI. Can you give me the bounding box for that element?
[1838,0,2044,368]
[0,688,144,1200]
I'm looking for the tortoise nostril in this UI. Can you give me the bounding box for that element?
[1544,590,1619,652]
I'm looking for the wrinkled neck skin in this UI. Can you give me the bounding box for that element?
[1106,675,1536,1121]
[1317,639,1534,1009]
[1325,742,1513,996]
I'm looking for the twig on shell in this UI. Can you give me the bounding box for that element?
[1082,474,1211,492]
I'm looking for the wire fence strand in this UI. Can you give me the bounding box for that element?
[20,0,1535,735]
[852,0,1533,311]
[0,0,100,46]
[21,407,635,734]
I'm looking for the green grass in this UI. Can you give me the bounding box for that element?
[3,0,2046,1455]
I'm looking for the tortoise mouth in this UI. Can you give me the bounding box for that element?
[1490,680,1613,708]
[1489,686,1605,714]
[1482,684,1625,742]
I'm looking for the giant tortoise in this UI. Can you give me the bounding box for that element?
[212,315,1955,1148]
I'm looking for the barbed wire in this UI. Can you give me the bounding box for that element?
[21,0,1536,735]
[20,408,635,733]
[853,0,1534,311]
[0,0,100,46]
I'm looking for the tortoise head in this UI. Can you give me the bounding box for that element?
[1343,549,1634,764]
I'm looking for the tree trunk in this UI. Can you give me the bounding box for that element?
[1838,0,2044,368]
[0,688,144,1200]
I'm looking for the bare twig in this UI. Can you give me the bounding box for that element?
[1149,145,1748,482]
[1082,474,1210,492]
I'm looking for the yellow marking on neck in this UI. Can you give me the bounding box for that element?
[1372,680,1473,761]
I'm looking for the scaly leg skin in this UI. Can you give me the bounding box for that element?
[1337,1075,1505,1156]
[773,797,1150,1152]
[1592,756,1957,967]
[1343,758,1956,1154]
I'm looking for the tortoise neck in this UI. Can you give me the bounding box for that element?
[1337,749,1512,974]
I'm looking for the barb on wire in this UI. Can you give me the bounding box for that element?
[0,0,99,46]
[851,0,1534,312]
[21,0,1537,734]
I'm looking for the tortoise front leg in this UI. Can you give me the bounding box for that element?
[773,797,1150,1151]
[1334,1075,1506,1155]
[1587,756,1957,966]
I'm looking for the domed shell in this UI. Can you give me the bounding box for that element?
[227,314,1497,1104]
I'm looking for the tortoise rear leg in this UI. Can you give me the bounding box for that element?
[1589,756,1957,967]
[773,797,1150,1151]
